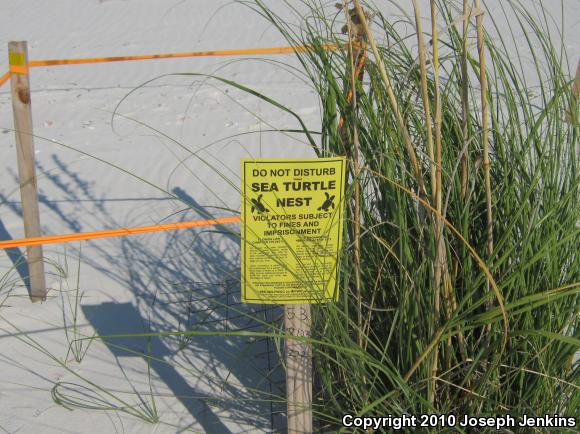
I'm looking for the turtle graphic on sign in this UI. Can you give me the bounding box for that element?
[251,194,269,214]
[317,192,335,211]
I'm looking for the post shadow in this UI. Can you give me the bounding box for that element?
[31,158,285,430]
[0,219,32,295]
[82,302,233,434]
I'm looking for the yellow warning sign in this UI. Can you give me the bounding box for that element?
[241,157,346,304]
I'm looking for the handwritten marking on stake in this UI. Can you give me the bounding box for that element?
[285,304,313,433]
[0,216,241,249]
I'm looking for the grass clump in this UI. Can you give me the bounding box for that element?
[243,0,579,430]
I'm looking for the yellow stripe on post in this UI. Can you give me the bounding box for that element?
[9,51,29,74]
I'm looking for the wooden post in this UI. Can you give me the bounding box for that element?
[285,303,313,434]
[8,41,46,302]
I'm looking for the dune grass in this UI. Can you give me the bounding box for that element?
[240,0,579,430]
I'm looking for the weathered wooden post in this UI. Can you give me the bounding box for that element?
[8,41,46,302]
[285,303,313,434]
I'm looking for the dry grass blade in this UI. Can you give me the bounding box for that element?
[351,0,427,197]
[460,0,470,200]
[428,0,445,405]
[411,0,436,199]
[341,0,364,347]
[475,0,494,330]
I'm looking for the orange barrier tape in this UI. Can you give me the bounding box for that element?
[27,44,338,67]
[0,44,339,89]
[0,215,241,249]
[0,71,9,87]
[9,64,28,75]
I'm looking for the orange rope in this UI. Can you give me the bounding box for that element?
[27,44,339,67]
[0,71,10,87]
[0,44,340,89]
[0,216,241,249]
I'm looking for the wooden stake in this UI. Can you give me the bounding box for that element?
[9,41,46,302]
[285,304,312,434]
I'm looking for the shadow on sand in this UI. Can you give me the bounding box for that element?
[83,302,233,434]
[0,154,287,432]
[0,218,32,299]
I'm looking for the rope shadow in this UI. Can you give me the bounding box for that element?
[0,219,32,297]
